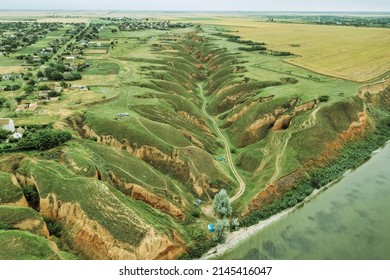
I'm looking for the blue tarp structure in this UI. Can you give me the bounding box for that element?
[194,198,202,207]
[208,224,215,233]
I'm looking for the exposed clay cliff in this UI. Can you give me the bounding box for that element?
[40,193,185,260]
[5,174,29,207]
[248,102,369,213]
[177,111,213,135]
[78,124,216,196]
[273,114,294,131]
[13,218,50,238]
[295,100,317,112]
[109,172,185,220]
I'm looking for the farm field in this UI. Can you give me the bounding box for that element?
[1,11,390,260]
[188,17,390,82]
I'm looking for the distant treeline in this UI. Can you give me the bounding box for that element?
[212,32,293,56]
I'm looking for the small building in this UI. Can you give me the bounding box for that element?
[38,91,50,100]
[1,74,13,81]
[12,131,23,139]
[16,127,25,134]
[0,118,15,132]
[64,56,75,65]
[207,224,215,233]
[78,39,88,46]
[70,85,88,91]
[194,199,202,207]
[118,113,129,117]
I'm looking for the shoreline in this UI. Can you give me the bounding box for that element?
[200,188,320,260]
[201,139,390,260]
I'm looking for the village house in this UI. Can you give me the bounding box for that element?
[64,56,75,66]
[0,118,15,132]
[12,127,25,139]
[2,73,23,80]
[38,90,50,100]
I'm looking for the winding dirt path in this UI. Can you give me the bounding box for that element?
[269,132,293,184]
[268,105,321,185]
[198,85,245,202]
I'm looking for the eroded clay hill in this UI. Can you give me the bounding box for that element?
[1,31,390,260]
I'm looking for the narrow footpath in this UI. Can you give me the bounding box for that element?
[198,85,246,202]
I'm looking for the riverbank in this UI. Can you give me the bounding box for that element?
[201,188,320,259]
[201,139,390,259]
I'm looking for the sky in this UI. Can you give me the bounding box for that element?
[1,0,389,12]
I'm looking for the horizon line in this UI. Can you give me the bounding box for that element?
[1,9,390,13]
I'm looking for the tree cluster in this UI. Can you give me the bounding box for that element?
[212,189,240,243]
[17,129,72,150]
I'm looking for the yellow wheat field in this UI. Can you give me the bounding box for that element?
[198,17,390,82]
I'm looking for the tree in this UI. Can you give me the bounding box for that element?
[50,71,63,81]
[37,70,44,78]
[231,217,240,231]
[38,85,51,91]
[319,95,330,102]
[60,81,69,88]
[63,71,81,81]
[213,219,230,243]
[17,129,72,150]
[23,85,34,94]
[0,129,10,140]
[213,189,232,218]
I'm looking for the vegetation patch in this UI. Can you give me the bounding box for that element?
[0,172,23,204]
[0,230,61,260]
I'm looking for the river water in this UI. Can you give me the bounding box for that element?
[220,143,390,260]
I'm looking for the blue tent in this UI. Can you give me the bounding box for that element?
[208,224,215,233]
[194,198,202,207]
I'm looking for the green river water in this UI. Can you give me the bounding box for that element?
[220,143,390,260]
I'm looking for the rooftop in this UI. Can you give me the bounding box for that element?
[0,118,11,125]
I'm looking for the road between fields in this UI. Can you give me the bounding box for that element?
[198,85,245,203]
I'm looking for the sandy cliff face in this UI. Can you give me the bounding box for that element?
[40,194,185,260]
[247,113,277,136]
[108,171,185,220]
[13,218,50,238]
[226,102,257,126]
[177,111,213,135]
[295,100,317,112]
[4,174,29,207]
[273,114,294,131]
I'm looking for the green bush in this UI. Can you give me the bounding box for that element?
[0,221,13,230]
[0,129,11,140]
[17,129,72,151]
[191,209,201,218]
[178,239,218,260]
[319,95,330,102]
[44,218,63,237]
[3,85,20,91]
[21,185,40,211]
